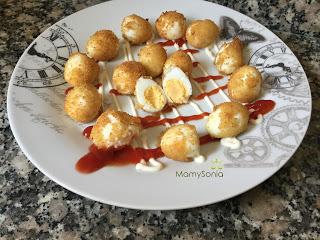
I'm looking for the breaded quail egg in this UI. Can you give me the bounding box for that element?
[215,37,244,75]
[90,108,142,149]
[186,19,219,48]
[121,14,153,45]
[138,43,167,77]
[162,67,192,104]
[163,50,193,76]
[160,124,200,161]
[86,30,120,61]
[206,102,249,138]
[155,11,186,40]
[112,61,146,95]
[64,53,100,86]
[135,77,167,112]
[228,65,262,103]
[64,84,102,123]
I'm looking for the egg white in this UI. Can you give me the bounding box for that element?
[135,77,167,112]
[162,67,192,104]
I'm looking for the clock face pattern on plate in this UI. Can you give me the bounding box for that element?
[249,42,304,89]
[7,0,312,209]
[13,24,79,88]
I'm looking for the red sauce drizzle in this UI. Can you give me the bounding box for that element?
[109,89,121,95]
[77,100,276,173]
[182,49,199,54]
[246,100,276,119]
[194,84,228,100]
[161,104,173,113]
[193,75,224,83]
[65,87,73,95]
[83,126,93,138]
[158,40,175,47]
[193,62,199,67]
[158,38,186,47]
[175,38,187,47]
[140,112,210,128]
[65,83,102,95]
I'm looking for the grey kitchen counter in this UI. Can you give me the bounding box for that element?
[0,0,319,239]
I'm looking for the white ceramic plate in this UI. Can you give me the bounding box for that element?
[7,0,311,210]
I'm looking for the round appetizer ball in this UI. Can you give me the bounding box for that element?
[206,102,249,138]
[138,43,167,77]
[228,65,262,103]
[135,77,167,112]
[64,52,100,86]
[160,124,200,161]
[121,14,153,45]
[162,67,192,104]
[155,11,186,40]
[64,84,102,123]
[90,108,142,149]
[163,50,193,76]
[86,30,120,61]
[186,19,219,48]
[112,61,146,95]
[215,37,244,75]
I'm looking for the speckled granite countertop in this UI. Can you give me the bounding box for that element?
[0,0,319,239]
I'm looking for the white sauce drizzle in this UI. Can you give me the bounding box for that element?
[221,137,241,149]
[123,40,164,172]
[250,114,263,125]
[194,155,205,163]
[99,62,121,111]
[135,158,163,172]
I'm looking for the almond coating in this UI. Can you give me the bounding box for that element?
[112,61,146,95]
[156,11,186,40]
[64,53,99,86]
[64,84,102,123]
[186,19,219,48]
[86,30,120,61]
[138,43,167,77]
[228,65,262,103]
[121,14,153,45]
[160,124,200,161]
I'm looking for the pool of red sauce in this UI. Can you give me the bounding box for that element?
[77,100,275,173]
[65,83,102,95]
[76,132,218,174]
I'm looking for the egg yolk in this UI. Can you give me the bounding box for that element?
[144,86,166,110]
[164,79,188,103]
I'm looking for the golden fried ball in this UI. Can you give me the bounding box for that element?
[86,30,120,61]
[163,50,193,76]
[138,43,167,77]
[155,11,186,40]
[186,19,219,48]
[215,37,244,75]
[160,124,200,161]
[121,14,153,45]
[228,65,262,103]
[64,84,102,123]
[90,108,142,149]
[206,102,249,138]
[112,61,146,95]
[64,53,100,86]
